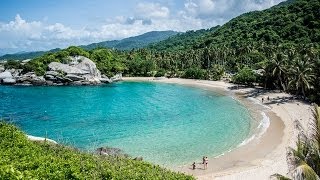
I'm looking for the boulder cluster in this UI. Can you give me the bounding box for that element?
[0,56,121,86]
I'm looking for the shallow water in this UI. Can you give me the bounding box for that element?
[0,82,252,167]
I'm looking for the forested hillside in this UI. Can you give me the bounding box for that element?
[148,27,220,51]
[150,0,319,51]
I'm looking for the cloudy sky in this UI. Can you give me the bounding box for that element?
[0,0,285,54]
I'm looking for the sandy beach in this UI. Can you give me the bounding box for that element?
[122,77,313,180]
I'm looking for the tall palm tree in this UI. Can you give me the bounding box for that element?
[288,56,315,98]
[269,52,288,91]
[273,104,320,180]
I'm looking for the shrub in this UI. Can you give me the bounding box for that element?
[0,122,194,180]
[154,69,166,77]
[232,67,257,85]
[183,67,207,79]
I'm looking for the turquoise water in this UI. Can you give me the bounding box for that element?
[0,82,252,167]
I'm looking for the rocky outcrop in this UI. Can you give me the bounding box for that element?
[0,56,121,86]
[96,147,128,157]
[111,73,122,82]
[2,78,16,84]
[46,56,105,85]
[0,71,13,80]
[65,74,84,81]
[0,66,4,73]
[0,71,16,84]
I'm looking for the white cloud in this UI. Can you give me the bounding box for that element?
[0,0,285,53]
[183,0,284,19]
[135,2,170,19]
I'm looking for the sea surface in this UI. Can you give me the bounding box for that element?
[0,82,252,167]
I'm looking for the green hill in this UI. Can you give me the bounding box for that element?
[0,122,193,179]
[0,48,61,61]
[148,27,220,52]
[80,31,179,50]
[0,31,178,61]
[150,0,319,51]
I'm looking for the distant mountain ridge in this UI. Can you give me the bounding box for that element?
[0,31,178,60]
[80,31,179,50]
[0,48,61,61]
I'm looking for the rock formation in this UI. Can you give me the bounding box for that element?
[0,56,119,86]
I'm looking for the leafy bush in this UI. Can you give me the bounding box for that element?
[4,60,23,69]
[183,67,207,79]
[0,122,194,180]
[209,64,225,81]
[232,67,257,85]
[154,69,166,77]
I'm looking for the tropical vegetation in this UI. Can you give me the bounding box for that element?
[0,122,194,179]
[3,0,319,102]
[272,104,320,180]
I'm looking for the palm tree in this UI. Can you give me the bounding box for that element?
[273,104,320,180]
[288,56,315,98]
[269,52,288,91]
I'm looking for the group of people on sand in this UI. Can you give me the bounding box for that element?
[261,96,270,103]
[192,156,208,170]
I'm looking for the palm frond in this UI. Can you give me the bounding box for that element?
[271,173,292,180]
[292,163,320,180]
[309,104,320,148]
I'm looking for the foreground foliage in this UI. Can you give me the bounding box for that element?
[272,104,320,180]
[0,122,194,180]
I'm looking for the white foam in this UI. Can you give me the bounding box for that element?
[236,112,270,147]
[257,112,270,137]
[237,134,256,147]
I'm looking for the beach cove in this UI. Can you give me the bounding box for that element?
[122,77,313,180]
[0,77,313,179]
[1,80,253,167]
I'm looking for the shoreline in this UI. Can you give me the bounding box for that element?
[27,135,58,144]
[122,77,312,179]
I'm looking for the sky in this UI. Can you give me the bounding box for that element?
[0,0,285,54]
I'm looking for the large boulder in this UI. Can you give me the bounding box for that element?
[44,75,56,81]
[48,56,101,78]
[45,71,60,77]
[73,56,101,78]
[111,73,122,82]
[6,69,22,78]
[31,76,46,86]
[0,66,4,73]
[100,77,111,83]
[48,62,85,75]
[2,78,16,84]
[0,71,13,80]
[65,74,84,81]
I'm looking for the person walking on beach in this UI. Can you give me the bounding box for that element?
[202,156,205,164]
[192,162,196,170]
[204,157,208,170]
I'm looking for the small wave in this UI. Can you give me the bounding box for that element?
[237,112,270,147]
[257,112,270,137]
[237,134,256,147]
